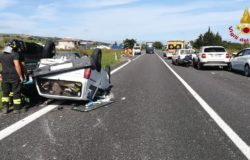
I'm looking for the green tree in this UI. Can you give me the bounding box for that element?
[123,39,136,49]
[153,41,163,49]
[193,27,223,49]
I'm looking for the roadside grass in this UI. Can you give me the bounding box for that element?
[0,49,124,111]
[57,49,124,67]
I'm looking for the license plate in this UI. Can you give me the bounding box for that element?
[50,63,73,71]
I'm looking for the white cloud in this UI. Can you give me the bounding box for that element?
[0,12,36,34]
[68,3,242,41]
[0,0,17,10]
[30,4,59,21]
[71,0,138,8]
[0,0,245,41]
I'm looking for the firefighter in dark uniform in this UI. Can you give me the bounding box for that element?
[8,40,27,107]
[0,40,24,114]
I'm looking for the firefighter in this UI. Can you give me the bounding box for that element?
[8,40,28,107]
[0,40,24,114]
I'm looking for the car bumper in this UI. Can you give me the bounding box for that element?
[179,59,192,64]
[201,61,229,67]
[167,53,173,58]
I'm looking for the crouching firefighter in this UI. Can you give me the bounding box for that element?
[0,40,24,114]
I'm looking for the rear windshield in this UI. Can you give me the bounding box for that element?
[204,47,225,52]
[134,47,140,49]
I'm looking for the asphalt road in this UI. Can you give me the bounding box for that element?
[0,51,249,160]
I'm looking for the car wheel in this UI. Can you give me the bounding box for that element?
[244,64,250,77]
[172,60,175,65]
[43,41,56,58]
[228,63,232,72]
[223,66,228,71]
[91,48,102,72]
[197,61,203,70]
[176,60,179,66]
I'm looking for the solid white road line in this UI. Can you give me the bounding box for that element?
[132,53,145,61]
[0,54,144,141]
[111,59,131,74]
[156,53,250,159]
[0,103,61,141]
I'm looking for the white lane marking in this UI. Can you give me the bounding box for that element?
[156,53,250,159]
[132,53,145,61]
[111,59,131,75]
[0,56,139,141]
[0,103,61,141]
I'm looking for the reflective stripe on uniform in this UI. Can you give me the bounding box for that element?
[9,92,13,96]
[25,97,30,103]
[13,99,21,105]
[2,97,9,102]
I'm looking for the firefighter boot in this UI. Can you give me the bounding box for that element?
[2,97,10,114]
[13,98,22,114]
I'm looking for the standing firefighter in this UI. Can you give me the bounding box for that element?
[0,40,24,114]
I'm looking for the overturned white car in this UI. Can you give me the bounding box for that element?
[32,49,112,101]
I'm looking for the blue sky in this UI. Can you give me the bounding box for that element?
[0,0,249,43]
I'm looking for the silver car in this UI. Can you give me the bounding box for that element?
[229,48,250,77]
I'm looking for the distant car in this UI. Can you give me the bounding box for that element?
[132,45,141,55]
[32,49,112,101]
[228,48,250,77]
[172,49,195,66]
[193,46,230,69]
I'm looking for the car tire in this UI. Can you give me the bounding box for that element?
[172,60,175,65]
[227,63,232,71]
[197,61,203,70]
[176,60,179,66]
[43,41,55,58]
[91,48,102,72]
[244,64,250,77]
[223,66,228,71]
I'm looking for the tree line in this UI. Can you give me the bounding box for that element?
[192,27,250,52]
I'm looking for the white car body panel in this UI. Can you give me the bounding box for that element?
[230,48,250,71]
[172,49,195,64]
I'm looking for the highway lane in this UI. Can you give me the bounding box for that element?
[0,53,247,160]
[157,51,250,147]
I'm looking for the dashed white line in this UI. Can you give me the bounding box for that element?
[0,54,145,141]
[156,52,250,160]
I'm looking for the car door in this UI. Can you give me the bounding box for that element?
[239,49,250,71]
[232,51,244,70]
[237,50,249,71]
